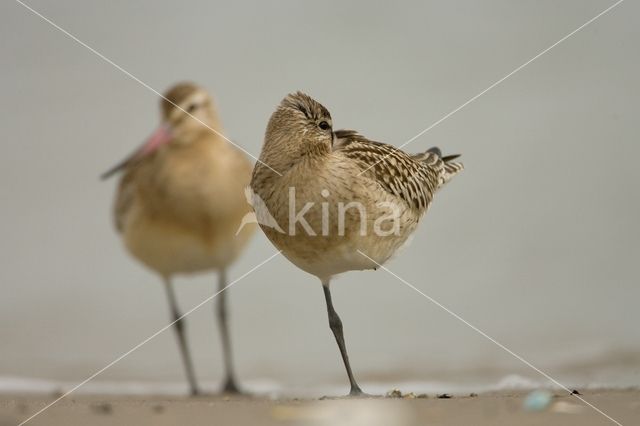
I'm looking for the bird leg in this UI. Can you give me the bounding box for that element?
[217,269,242,394]
[322,282,365,396]
[163,278,200,396]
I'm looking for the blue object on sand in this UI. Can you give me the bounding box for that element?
[523,390,553,411]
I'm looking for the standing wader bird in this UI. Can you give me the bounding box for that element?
[251,92,463,396]
[102,82,255,395]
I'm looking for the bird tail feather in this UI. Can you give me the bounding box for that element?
[424,146,464,186]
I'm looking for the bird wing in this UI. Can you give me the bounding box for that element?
[113,168,137,232]
[333,130,449,212]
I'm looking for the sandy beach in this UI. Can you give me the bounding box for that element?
[1,389,637,426]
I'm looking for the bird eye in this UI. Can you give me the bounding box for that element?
[186,103,198,113]
[318,121,331,130]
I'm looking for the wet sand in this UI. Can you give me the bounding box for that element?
[1,389,637,426]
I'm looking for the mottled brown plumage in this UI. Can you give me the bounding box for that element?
[333,129,462,211]
[251,92,463,279]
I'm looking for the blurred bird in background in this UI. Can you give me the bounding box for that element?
[102,82,255,395]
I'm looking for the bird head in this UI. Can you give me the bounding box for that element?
[101,82,220,179]
[259,91,333,175]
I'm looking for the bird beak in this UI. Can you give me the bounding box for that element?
[100,124,173,180]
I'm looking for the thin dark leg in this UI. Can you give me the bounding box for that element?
[163,278,200,396]
[217,269,241,394]
[322,282,365,396]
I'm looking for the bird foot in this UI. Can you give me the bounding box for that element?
[319,388,375,400]
[348,389,375,398]
[220,379,247,396]
[188,387,204,397]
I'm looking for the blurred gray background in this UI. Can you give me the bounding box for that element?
[1,0,638,394]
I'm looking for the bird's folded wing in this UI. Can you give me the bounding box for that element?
[333,129,441,212]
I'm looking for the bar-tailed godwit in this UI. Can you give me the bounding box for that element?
[251,92,463,396]
[102,82,255,395]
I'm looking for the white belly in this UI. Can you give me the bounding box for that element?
[270,222,417,283]
[123,220,219,276]
[121,206,252,277]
